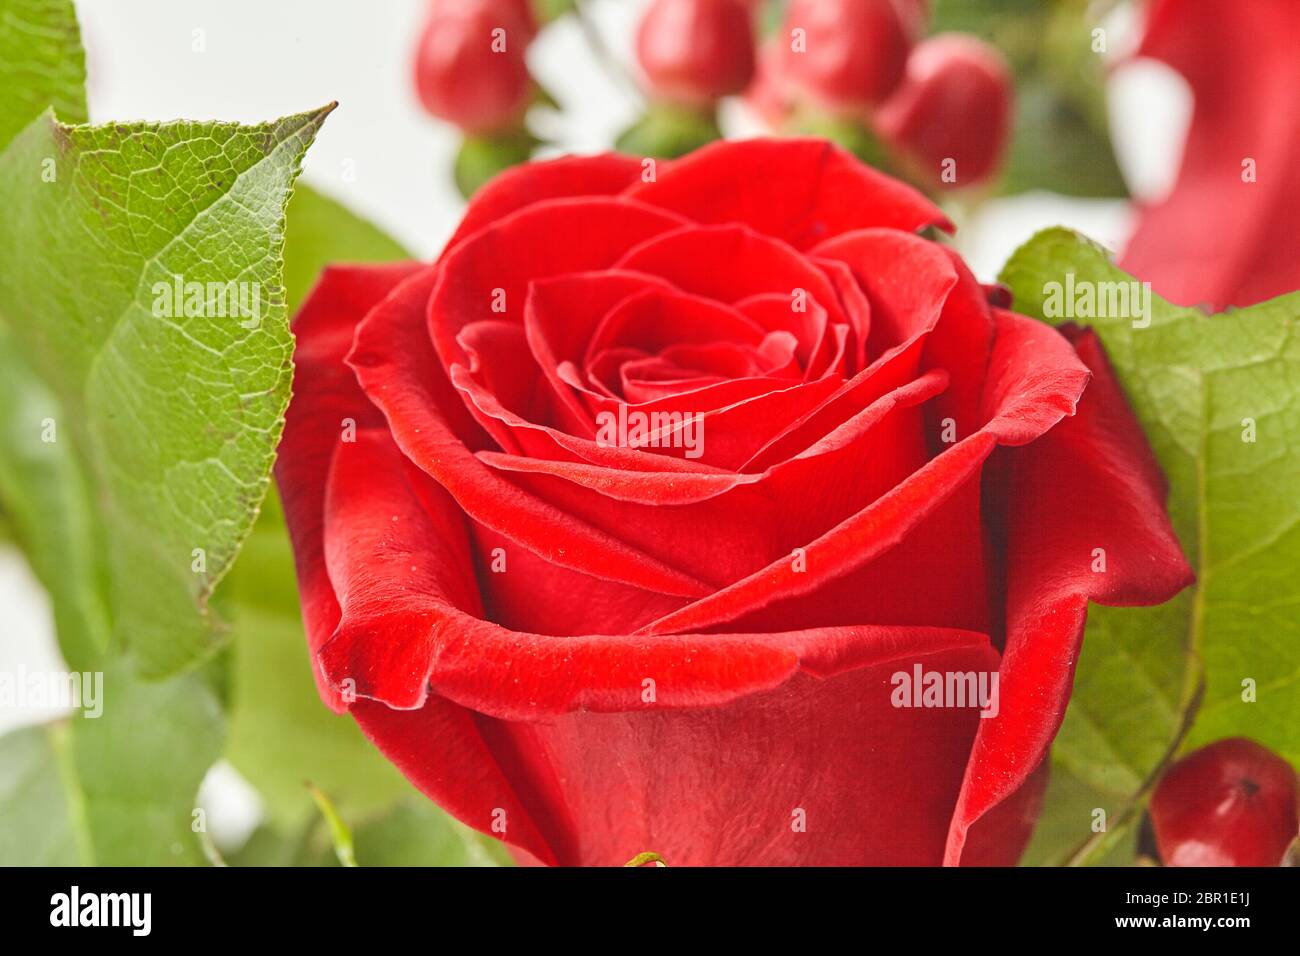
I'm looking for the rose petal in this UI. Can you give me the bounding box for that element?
[473,370,943,595]
[942,326,1194,865]
[350,268,714,599]
[276,264,560,866]
[442,152,648,258]
[430,196,690,375]
[349,694,560,865]
[615,223,855,343]
[639,310,1091,635]
[587,287,766,357]
[525,269,676,433]
[479,647,1000,865]
[626,137,951,249]
[317,422,994,716]
[275,262,423,711]
[738,229,965,470]
[814,227,994,442]
[526,271,818,452]
[734,292,841,378]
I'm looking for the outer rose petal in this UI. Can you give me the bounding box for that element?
[349,694,560,865]
[958,758,1050,867]
[443,153,647,257]
[317,419,1003,865]
[276,263,563,865]
[483,648,1002,866]
[320,422,990,715]
[318,421,1017,865]
[626,137,951,249]
[276,262,423,710]
[942,325,1195,865]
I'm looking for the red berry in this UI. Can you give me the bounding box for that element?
[876,33,1013,188]
[777,0,915,114]
[635,0,757,107]
[1150,738,1299,867]
[507,0,540,37]
[413,0,535,134]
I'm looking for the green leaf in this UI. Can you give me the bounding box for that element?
[0,662,225,865]
[1000,228,1300,858]
[71,661,226,865]
[930,0,1046,74]
[0,0,87,144]
[0,332,111,667]
[223,822,318,866]
[227,799,510,867]
[222,498,414,827]
[1019,763,1138,867]
[0,724,83,865]
[784,111,894,173]
[0,104,331,677]
[0,0,107,667]
[533,0,575,24]
[624,851,668,867]
[282,183,412,316]
[300,799,513,867]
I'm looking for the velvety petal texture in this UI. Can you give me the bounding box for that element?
[275,138,1191,866]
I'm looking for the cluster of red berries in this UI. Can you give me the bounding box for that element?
[411,0,1012,194]
[634,0,1013,190]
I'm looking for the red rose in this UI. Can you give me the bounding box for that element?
[277,139,1192,866]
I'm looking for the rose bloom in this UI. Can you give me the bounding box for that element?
[277,139,1192,866]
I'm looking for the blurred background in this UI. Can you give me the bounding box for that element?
[73,0,1187,264]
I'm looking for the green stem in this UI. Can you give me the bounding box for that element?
[1063,677,1205,867]
[307,781,357,867]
